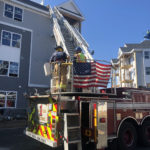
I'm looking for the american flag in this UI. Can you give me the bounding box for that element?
[73,62,111,88]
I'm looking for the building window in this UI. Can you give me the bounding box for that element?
[2,30,21,48]
[0,60,9,76]
[0,60,19,77]
[4,4,23,22]
[129,71,133,80]
[147,83,150,88]
[9,62,19,77]
[146,67,150,75]
[14,7,23,21]
[144,51,150,59]
[129,56,134,65]
[12,33,21,48]
[0,91,17,108]
[4,4,13,19]
[2,31,11,46]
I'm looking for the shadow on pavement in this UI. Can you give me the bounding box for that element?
[0,128,149,150]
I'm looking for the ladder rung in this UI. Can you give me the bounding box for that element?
[67,126,80,129]
[68,140,81,144]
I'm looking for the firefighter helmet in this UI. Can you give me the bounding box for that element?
[55,46,64,51]
[75,47,82,53]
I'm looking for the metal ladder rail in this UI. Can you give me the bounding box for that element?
[72,27,89,48]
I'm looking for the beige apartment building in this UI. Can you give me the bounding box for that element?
[111,40,150,88]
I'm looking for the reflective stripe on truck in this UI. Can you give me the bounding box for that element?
[25,130,57,147]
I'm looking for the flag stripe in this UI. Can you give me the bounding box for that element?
[91,62,111,67]
[92,65,111,71]
[74,83,107,88]
[91,69,111,74]
[74,74,110,78]
[74,76,110,80]
[74,83,107,86]
[74,81,108,85]
[74,78,109,82]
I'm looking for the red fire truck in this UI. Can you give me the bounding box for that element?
[25,62,150,150]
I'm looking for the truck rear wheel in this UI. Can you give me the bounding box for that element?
[140,121,150,147]
[118,122,137,150]
[107,139,117,150]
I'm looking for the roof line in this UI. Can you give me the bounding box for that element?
[59,7,82,17]
[56,0,84,18]
[10,0,50,15]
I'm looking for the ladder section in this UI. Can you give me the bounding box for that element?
[49,7,69,56]
[53,10,77,59]
[61,28,76,59]
[54,7,93,60]
[64,113,82,150]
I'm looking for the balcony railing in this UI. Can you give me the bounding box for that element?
[120,64,133,69]
[120,79,134,83]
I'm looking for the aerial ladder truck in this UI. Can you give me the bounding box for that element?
[25,6,150,150]
[25,59,150,150]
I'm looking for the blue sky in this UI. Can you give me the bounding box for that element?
[33,0,150,61]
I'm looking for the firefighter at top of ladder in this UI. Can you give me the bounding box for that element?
[74,47,86,63]
[50,46,70,92]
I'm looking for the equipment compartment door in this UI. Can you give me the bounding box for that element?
[97,102,108,149]
[81,102,90,141]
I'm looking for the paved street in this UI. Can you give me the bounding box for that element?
[0,128,60,150]
[0,128,149,150]
[0,128,77,150]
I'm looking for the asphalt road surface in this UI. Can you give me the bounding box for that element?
[0,128,149,150]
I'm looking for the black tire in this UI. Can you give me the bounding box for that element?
[140,121,150,147]
[118,122,137,150]
[108,139,118,150]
